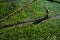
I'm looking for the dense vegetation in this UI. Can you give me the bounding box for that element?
[0,0,60,40]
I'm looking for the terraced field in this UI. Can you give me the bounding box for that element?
[0,0,60,40]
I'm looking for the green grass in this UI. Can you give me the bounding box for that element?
[0,0,60,40]
[0,0,46,26]
[0,17,60,40]
[0,0,33,19]
[1,0,60,26]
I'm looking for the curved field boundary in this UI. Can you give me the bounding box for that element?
[0,14,60,29]
[0,0,37,22]
[47,0,60,4]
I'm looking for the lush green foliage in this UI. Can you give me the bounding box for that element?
[0,0,60,40]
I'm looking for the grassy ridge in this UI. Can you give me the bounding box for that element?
[0,0,33,19]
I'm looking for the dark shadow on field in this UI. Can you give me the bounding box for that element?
[47,0,60,4]
[0,8,60,29]
[0,21,27,29]
[0,8,49,29]
[0,14,60,29]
